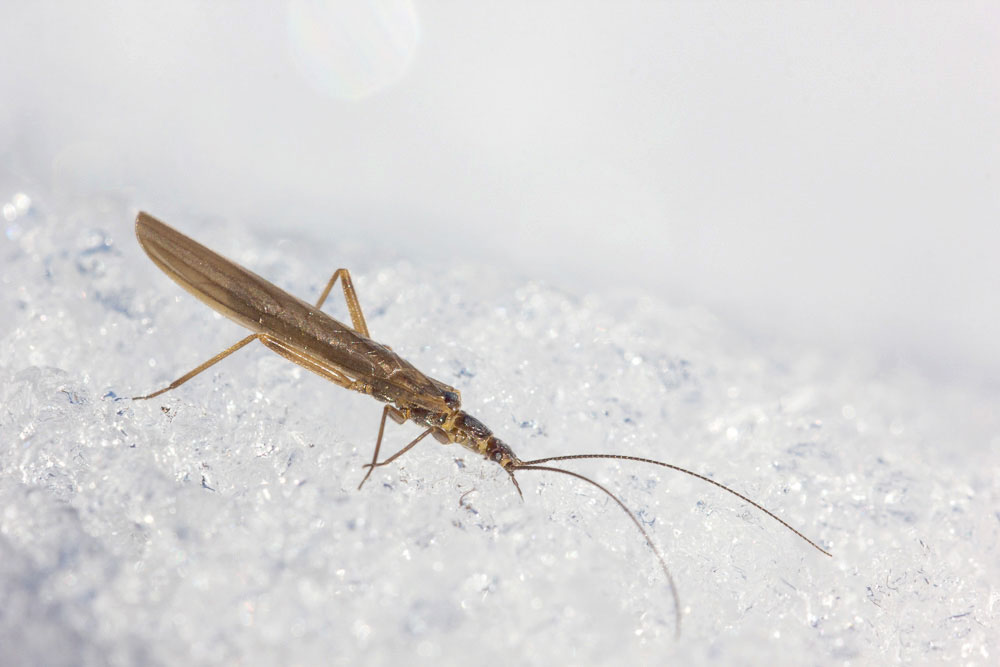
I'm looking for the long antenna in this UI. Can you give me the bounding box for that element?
[518,453,832,557]
[513,463,683,638]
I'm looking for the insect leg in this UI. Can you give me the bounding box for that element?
[133,334,262,400]
[357,405,434,490]
[315,268,370,337]
[357,405,393,490]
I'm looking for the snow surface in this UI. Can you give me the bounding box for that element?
[1,195,997,666]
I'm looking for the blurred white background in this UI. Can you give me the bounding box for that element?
[2,1,998,387]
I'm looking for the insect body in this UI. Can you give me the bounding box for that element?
[132,212,830,636]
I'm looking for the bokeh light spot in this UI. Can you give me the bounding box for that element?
[287,0,420,101]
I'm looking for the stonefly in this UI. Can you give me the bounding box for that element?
[132,211,831,636]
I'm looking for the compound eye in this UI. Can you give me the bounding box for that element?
[493,451,504,462]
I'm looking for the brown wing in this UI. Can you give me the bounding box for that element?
[135,212,459,412]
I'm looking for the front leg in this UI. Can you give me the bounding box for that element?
[357,405,433,490]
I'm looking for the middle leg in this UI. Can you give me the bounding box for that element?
[315,268,370,337]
